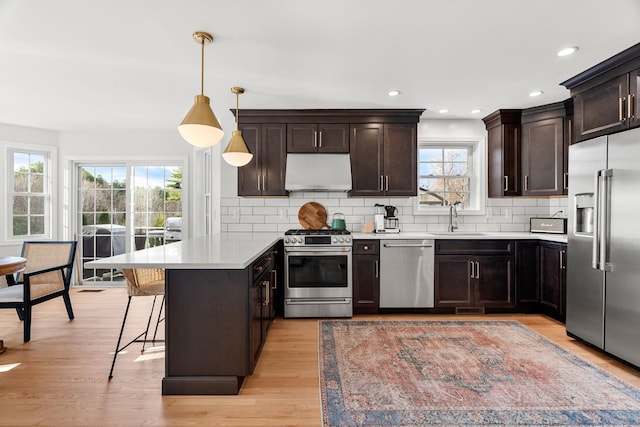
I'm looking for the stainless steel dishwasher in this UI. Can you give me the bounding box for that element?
[379,239,435,308]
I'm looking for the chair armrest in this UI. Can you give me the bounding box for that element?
[22,264,71,279]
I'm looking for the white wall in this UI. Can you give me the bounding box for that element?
[220,119,568,239]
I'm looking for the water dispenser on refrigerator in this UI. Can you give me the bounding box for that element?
[575,193,594,235]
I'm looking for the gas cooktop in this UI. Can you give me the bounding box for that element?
[284,229,351,236]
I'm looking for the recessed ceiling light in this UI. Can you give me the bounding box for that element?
[388,90,401,96]
[438,109,448,114]
[557,47,578,57]
[529,90,544,97]
[471,109,482,114]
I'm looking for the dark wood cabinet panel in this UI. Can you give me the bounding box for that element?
[287,123,349,153]
[384,124,417,196]
[573,74,629,142]
[475,255,515,308]
[350,124,384,196]
[434,255,474,307]
[435,240,515,310]
[540,242,567,321]
[561,43,640,142]
[353,239,380,314]
[237,123,287,196]
[515,240,540,307]
[521,117,564,196]
[483,110,521,197]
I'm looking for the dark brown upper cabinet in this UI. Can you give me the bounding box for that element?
[562,43,640,142]
[349,123,417,197]
[233,109,424,198]
[237,123,287,197]
[482,109,521,197]
[287,123,349,153]
[521,102,570,196]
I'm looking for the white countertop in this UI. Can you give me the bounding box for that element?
[85,231,566,271]
[351,231,567,243]
[85,234,281,270]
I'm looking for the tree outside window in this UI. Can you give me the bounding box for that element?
[418,146,471,207]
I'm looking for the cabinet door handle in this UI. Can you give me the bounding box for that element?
[469,260,474,278]
[374,260,379,279]
[629,94,635,119]
[257,173,261,191]
[271,269,277,289]
[314,131,318,147]
[620,97,626,122]
[475,261,480,279]
[504,175,509,192]
[379,175,384,191]
[524,175,529,192]
[564,172,569,190]
[262,175,266,191]
[319,131,323,148]
[385,175,389,192]
[262,280,270,305]
[560,250,566,270]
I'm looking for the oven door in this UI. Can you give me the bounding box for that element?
[284,247,352,300]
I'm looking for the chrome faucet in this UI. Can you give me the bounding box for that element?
[448,202,461,232]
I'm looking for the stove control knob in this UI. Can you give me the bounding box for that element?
[296,237,303,244]
[332,237,338,243]
[338,237,344,243]
[284,238,290,244]
[345,237,351,243]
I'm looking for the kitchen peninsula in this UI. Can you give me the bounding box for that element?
[86,234,281,395]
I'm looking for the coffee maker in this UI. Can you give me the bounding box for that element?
[374,204,400,233]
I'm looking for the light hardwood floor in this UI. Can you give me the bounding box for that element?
[1,288,639,426]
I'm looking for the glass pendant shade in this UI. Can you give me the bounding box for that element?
[179,95,224,147]
[223,130,253,167]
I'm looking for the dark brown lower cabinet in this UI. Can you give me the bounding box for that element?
[434,240,515,311]
[515,240,541,309]
[162,245,278,396]
[539,241,567,321]
[353,240,380,314]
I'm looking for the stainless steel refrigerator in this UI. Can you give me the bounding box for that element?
[566,126,640,367]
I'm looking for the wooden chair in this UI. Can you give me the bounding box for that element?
[108,268,165,379]
[0,241,77,342]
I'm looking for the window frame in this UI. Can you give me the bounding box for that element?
[414,137,486,216]
[5,144,56,241]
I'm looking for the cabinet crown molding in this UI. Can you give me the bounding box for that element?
[231,108,425,124]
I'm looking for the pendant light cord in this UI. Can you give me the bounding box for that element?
[235,92,239,130]
[200,37,205,96]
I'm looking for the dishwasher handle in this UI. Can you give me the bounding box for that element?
[383,243,433,248]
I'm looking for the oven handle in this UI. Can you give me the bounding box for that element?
[285,298,351,305]
[285,248,351,256]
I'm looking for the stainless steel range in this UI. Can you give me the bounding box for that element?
[283,229,352,318]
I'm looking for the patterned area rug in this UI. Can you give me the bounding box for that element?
[319,320,640,426]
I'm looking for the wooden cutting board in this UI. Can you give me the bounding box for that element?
[298,202,329,229]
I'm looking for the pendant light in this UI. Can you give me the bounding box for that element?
[178,31,224,148]
[222,86,253,167]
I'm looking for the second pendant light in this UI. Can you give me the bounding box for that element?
[222,87,253,167]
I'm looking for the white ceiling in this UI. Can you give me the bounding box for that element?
[1,0,639,132]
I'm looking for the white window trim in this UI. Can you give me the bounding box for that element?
[413,137,486,216]
[69,156,189,251]
[3,142,57,242]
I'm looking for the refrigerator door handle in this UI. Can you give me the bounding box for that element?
[600,169,613,272]
[592,170,601,270]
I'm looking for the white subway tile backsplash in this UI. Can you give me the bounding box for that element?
[221,194,568,236]
[253,206,278,215]
[512,198,540,207]
[239,198,265,207]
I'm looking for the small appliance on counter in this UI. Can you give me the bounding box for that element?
[374,204,400,233]
[530,217,567,234]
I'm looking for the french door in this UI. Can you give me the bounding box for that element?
[77,162,183,284]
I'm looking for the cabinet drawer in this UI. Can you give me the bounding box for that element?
[435,239,514,255]
[353,239,380,255]
[253,250,275,281]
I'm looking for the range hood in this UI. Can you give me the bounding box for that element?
[285,153,352,192]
